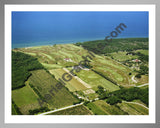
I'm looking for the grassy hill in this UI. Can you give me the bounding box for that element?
[12,83,40,114]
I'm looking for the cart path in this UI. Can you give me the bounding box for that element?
[136,83,149,87]
[132,76,137,83]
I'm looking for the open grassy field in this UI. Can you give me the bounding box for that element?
[117,102,148,115]
[108,51,138,62]
[47,105,93,115]
[65,66,120,92]
[87,101,107,115]
[87,100,127,115]
[41,63,63,69]
[49,69,87,92]
[28,69,79,109]
[132,100,148,107]
[12,83,40,114]
[135,49,148,55]
[49,66,120,93]
[72,69,120,92]
[86,100,148,115]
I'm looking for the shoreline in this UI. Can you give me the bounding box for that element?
[12,37,148,50]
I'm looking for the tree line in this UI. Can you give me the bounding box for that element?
[96,86,148,106]
[75,38,148,54]
[12,51,44,90]
[92,69,118,85]
[28,107,50,115]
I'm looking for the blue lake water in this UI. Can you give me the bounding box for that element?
[12,11,148,49]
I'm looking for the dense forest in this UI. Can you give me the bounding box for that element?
[96,86,148,106]
[75,38,148,54]
[12,51,44,90]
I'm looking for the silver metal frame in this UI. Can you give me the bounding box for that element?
[0,0,159,127]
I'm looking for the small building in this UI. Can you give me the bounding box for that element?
[64,58,72,62]
[132,59,141,62]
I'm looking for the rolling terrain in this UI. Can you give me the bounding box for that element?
[12,38,149,115]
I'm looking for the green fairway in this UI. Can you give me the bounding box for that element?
[108,51,138,62]
[41,63,63,69]
[49,69,87,92]
[47,105,93,115]
[96,67,124,82]
[28,69,79,109]
[25,52,37,56]
[12,83,40,114]
[136,50,148,55]
[74,69,120,92]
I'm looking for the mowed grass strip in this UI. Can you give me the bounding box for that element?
[87,100,127,115]
[117,102,148,115]
[74,69,119,92]
[41,63,63,69]
[96,67,124,82]
[49,69,87,92]
[124,102,148,115]
[94,55,128,71]
[12,84,40,114]
[47,105,93,115]
[28,69,79,109]
[93,100,128,115]
[87,102,107,115]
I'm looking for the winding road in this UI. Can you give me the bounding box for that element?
[136,83,149,87]
[132,76,137,83]
[38,103,83,115]
[122,101,149,109]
